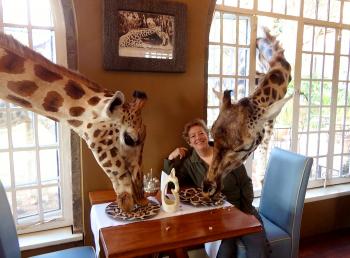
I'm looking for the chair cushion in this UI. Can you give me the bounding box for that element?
[31,246,95,258]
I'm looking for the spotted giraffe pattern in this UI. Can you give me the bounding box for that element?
[0,33,148,212]
[202,28,293,197]
[119,26,169,48]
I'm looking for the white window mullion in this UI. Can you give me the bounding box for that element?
[291,21,304,152]
[326,28,341,185]
[220,11,224,94]
[6,103,18,222]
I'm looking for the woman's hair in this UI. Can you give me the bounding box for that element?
[182,118,209,143]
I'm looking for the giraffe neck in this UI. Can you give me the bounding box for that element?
[0,33,116,136]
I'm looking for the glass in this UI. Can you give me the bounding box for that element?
[223,13,236,44]
[286,0,300,16]
[323,56,334,80]
[334,132,344,154]
[297,133,308,155]
[320,107,330,130]
[224,0,237,7]
[4,27,29,46]
[329,0,340,23]
[325,28,335,54]
[209,12,220,43]
[11,110,35,148]
[340,30,350,55]
[32,29,56,62]
[336,108,344,130]
[319,133,329,155]
[273,0,286,14]
[40,149,59,183]
[346,109,350,130]
[0,111,9,149]
[340,155,350,177]
[222,46,235,75]
[2,0,28,25]
[309,107,320,131]
[298,107,309,132]
[38,115,59,146]
[143,170,160,196]
[301,54,312,79]
[42,186,60,212]
[30,0,53,26]
[307,133,319,156]
[208,45,221,74]
[208,77,221,106]
[338,56,349,81]
[317,0,328,21]
[258,0,271,12]
[14,151,37,186]
[312,55,324,79]
[343,2,350,25]
[240,0,253,9]
[322,81,332,105]
[303,25,314,52]
[316,157,327,179]
[237,79,248,99]
[0,152,11,187]
[16,189,38,219]
[313,27,325,53]
[300,80,310,105]
[337,82,347,106]
[303,0,317,19]
[238,18,249,45]
[222,78,235,93]
[207,108,220,128]
[310,80,321,106]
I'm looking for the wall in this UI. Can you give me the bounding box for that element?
[73,0,212,244]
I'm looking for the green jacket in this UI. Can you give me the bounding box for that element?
[163,148,255,214]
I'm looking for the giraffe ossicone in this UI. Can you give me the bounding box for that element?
[0,32,148,212]
[203,27,293,197]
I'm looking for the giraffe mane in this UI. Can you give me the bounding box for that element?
[0,33,109,93]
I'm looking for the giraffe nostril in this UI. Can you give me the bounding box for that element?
[123,132,136,146]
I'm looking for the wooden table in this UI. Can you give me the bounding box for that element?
[89,190,262,258]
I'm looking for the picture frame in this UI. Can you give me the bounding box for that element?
[103,0,187,72]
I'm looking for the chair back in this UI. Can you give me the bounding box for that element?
[259,147,313,258]
[0,181,21,258]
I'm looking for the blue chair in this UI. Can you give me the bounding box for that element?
[0,181,95,258]
[205,147,313,258]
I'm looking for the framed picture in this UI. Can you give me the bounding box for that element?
[103,0,187,72]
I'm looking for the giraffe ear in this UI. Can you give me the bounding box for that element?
[103,91,125,118]
[262,94,293,121]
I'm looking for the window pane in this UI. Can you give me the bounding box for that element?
[340,30,350,55]
[299,108,309,132]
[240,0,253,9]
[313,27,325,53]
[16,189,39,222]
[237,79,248,99]
[258,0,271,12]
[310,81,321,106]
[208,45,221,74]
[0,152,11,187]
[339,56,349,81]
[222,78,235,92]
[322,81,332,105]
[329,0,340,23]
[238,47,249,76]
[309,107,320,131]
[301,54,312,79]
[323,56,334,80]
[0,111,9,149]
[343,2,350,25]
[40,149,59,183]
[210,12,220,43]
[317,0,328,21]
[336,108,344,130]
[4,27,28,46]
[208,77,220,106]
[273,0,286,14]
[321,107,330,131]
[287,0,300,16]
[319,133,329,155]
[224,0,237,7]
[298,133,308,155]
[303,0,317,19]
[325,28,335,54]
[312,55,324,79]
[14,151,37,186]
[11,110,35,148]
[29,0,53,26]
[2,0,28,25]
[222,46,235,75]
[207,108,220,128]
[303,26,313,52]
[223,13,236,44]
[42,186,60,213]
[32,29,56,62]
[337,82,347,106]
[38,116,59,146]
[238,18,249,45]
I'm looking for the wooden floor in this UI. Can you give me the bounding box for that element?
[299,228,350,258]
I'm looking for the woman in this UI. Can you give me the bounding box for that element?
[163,118,269,258]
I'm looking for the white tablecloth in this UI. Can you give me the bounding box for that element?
[90,197,231,257]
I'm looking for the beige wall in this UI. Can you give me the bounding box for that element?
[73,0,212,244]
[72,0,349,245]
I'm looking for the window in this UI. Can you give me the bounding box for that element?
[207,0,350,191]
[0,0,72,234]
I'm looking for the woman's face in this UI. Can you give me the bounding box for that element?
[188,125,209,151]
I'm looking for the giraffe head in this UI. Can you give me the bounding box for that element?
[202,90,292,197]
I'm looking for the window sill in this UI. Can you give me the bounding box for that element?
[253,183,350,207]
[18,227,83,251]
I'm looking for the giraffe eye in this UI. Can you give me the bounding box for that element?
[123,132,136,146]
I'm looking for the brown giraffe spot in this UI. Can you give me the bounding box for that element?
[99,152,107,162]
[7,94,32,108]
[69,106,85,117]
[67,119,83,127]
[106,169,111,173]
[112,171,118,176]
[84,132,89,141]
[108,130,113,136]
[87,96,101,106]
[263,87,270,96]
[99,140,107,145]
[103,161,112,167]
[64,80,85,99]
[269,70,285,85]
[87,82,104,93]
[87,123,93,128]
[34,64,63,82]
[93,129,101,138]
[107,139,113,145]
[110,147,118,157]
[0,51,25,74]
[276,56,291,71]
[272,89,277,99]
[90,143,95,149]
[43,91,63,112]
[116,160,121,167]
[104,92,114,97]
[97,147,102,153]
[7,80,38,97]
[101,130,108,138]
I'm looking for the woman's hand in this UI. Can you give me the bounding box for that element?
[168,147,188,160]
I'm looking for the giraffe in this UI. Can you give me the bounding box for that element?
[202,27,293,197]
[0,32,148,212]
[119,26,169,48]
